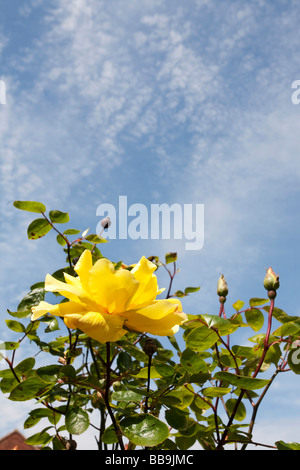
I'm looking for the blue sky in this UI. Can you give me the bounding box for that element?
[0,0,300,449]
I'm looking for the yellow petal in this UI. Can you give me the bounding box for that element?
[134,298,183,320]
[45,274,83,302]
[74,250,93,292]
[31,300,86,321]
[45,272,102,313]
[88,258,139,313]
[129,256,160,309]
[131,256,157,276]
[124,309,188,336]
[31,301,60,321]
[63,311,126,343]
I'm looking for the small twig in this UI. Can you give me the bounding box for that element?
[252,298,275,379]
[216,298,276,449]
[163,261,177,299]
[40,212,73,269]
[104,342,125,451]
[144,355,152,414]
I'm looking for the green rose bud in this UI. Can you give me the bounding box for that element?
[217,274,228,297]
[263,267,280,291]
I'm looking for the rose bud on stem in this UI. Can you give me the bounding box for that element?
[262,267,279,350]
[217,274,228,317]
[264,267,280,299]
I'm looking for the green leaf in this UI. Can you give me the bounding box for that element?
[214,372,269,390]
[117,351,133,372]
[101,426,119,445]
[25,429,53,446]
[27,218,52,239]
[202,387,231,398]
[153,360,175,377]
[133,366,161,379]
[13,200,46,213]
[17,287,45,312]
[15,357,35,375]
[249,298,269,307]
[36,365,61,383]
[0,341,19,350]
[65,407,89,435]
[112,390,142,403]
[24,414,42,429]
[166,385,194,410]
[273,321,300,337]
[41,316,60,333]
[184,287,200,294]
[121,344,149,362]
[59,365,76,380]
[165,409,188,430]
[165,252,177,264]
[9,376,53,401]
[275,440,300,450]
[120,414,169,447]
[264,306,298,324]
[7,309,31,319]
[232,345,257,360]
[245,308,264,332]
[168,335,181,352]
[0,376,19,393]
[201,314,233,334]
[176,417,199,437]
[186,325,219,351]
[85,234,107,244]
[63,228,81,235]
[180,348,207,374]
[176,435,196,450]
[50,267,74,283]
[49,210,69,223]
[174,290,185,298]
[5,319,26,333]
[24,408,58,429]
[232,300,244,312]
[225,398,247,421]
[56,234,67,246]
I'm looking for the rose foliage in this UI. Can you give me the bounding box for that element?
[0,200,300,451]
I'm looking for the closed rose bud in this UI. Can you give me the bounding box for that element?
[217,274,228,297]
[143,338,158,357]
[263,267,280,291]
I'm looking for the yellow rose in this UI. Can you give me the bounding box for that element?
[31,250,187,343]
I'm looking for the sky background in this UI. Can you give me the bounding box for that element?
[0,0,300,450]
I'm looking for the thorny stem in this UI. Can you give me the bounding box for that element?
[216,298,276,450]
[252,298,275,378]
[241,335,291,450]
[1,322,38,383]
[105,342,125,451]
[163,261,177,299]
[41,212,73,270]
[218,302,224,317]
[144,355,152,414]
